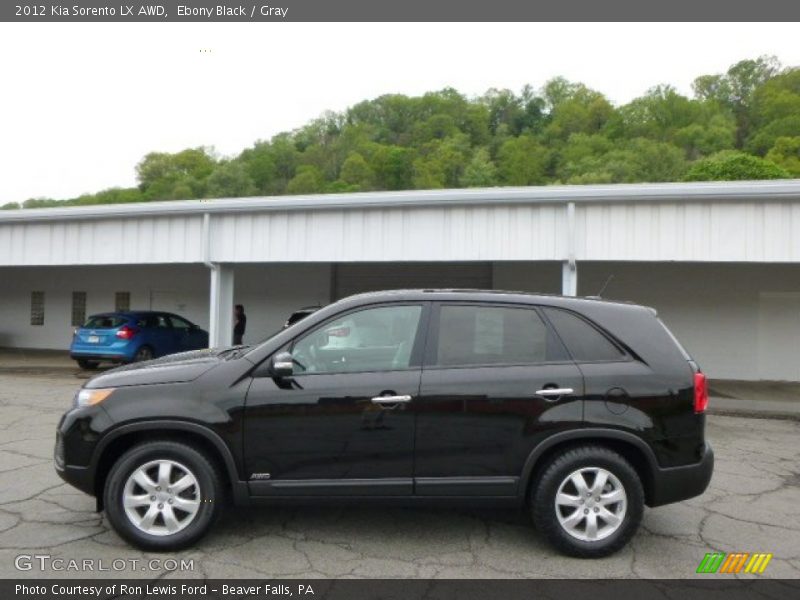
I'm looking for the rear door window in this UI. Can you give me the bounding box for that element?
[169,315,193,330]
[83,315,126,329]
[433,304,567,367]
[543,308,626,362]
[139,314,171,329]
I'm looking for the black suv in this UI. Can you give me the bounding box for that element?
[55,290,713,557]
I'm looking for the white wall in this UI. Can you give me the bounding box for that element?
[577,262,800,381]
[0,263,332,351]
[2,260,800,381]
[0,265,209,349]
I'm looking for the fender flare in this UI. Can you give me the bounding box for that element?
[91,419,243,490]
[519,428,659,496]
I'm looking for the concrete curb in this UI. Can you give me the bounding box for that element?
[708,408,800,422]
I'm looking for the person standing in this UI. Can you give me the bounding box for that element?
[233,304,247,345]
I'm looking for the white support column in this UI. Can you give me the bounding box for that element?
[562,260,578,297]
[562,201,578,296]
[209,264,234,348]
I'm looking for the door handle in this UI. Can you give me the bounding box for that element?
[371,395,412,405]
[535,388,574,397]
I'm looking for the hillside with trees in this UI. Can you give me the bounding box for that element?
[5,56,800,210]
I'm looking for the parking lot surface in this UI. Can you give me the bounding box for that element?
[0,364,798,579]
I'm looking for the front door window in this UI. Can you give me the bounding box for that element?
[292,305,423,374]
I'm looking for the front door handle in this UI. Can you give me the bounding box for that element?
[371,395,412,405]
[535,388,574,397]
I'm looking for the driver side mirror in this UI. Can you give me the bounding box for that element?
[270,351,294,378]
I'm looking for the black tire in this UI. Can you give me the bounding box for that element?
[103,440,223,551]
[530,445,644,558]
[77,359,99,370]
[133,345,154,362]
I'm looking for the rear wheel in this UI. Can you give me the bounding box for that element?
[103,440,223,551]
[133,345,154,362]
[531,446,644,558]
[76,359,99,370]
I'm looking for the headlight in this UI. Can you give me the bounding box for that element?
[75,388,114,407]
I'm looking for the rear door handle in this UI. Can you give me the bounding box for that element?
[535,388,574,397]
[371,395,412,405]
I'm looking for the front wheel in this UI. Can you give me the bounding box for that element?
[103,441,223,551]
[531,446,644,558]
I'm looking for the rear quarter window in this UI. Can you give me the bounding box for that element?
[543,307,626,362]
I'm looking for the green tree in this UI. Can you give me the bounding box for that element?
[559,138,686,184]
[22,197,61,208]
[693,56,782,147]
[11,57,800,210]
[205,161,257,198]
[543,81,613,141]
[765,136,800,176]
[745,69,800,155]
[339,152,375,189]
[365,144,415,190]
[554,134,614,182]
[287,165,325,194]
[683,150,789,181]
[673,114,736,159]
[136,147,216,200]
[412,134,471,189]
[496,135,549,185]
[461,148,498,187]
[238,141,277,192]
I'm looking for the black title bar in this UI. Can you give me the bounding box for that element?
[3,0,800,21]
[6,579,800,600]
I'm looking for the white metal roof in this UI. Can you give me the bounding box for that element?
[2,180,800,223]
[3,180,800,266]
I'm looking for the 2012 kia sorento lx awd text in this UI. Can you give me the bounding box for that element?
[55,290,713,557]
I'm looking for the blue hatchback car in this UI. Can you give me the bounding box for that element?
[70,311,209,369]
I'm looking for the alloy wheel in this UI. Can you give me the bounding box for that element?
[122,459,201,536]
[554,467,627,542]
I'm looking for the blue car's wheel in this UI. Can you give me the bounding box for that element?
[134,345,154,362]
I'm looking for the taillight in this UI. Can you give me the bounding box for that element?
[116,325,138,340]
[694,371,708,414]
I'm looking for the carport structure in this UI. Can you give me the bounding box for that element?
[2,180,800,381]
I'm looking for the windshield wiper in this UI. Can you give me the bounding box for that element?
[215,345,250,359]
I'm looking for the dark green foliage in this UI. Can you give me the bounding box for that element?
[683,151,790,181]
[11,58,799,209]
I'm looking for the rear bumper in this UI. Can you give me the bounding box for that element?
[648,442,714,507]
[70,347,131,362]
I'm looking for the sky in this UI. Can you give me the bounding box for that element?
[1,22,799,204]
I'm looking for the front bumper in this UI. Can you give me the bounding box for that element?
[648,442,714,507]
[54,406,115,498]
[55,460,95,496]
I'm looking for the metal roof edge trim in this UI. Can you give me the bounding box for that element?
[2,180,800,223]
